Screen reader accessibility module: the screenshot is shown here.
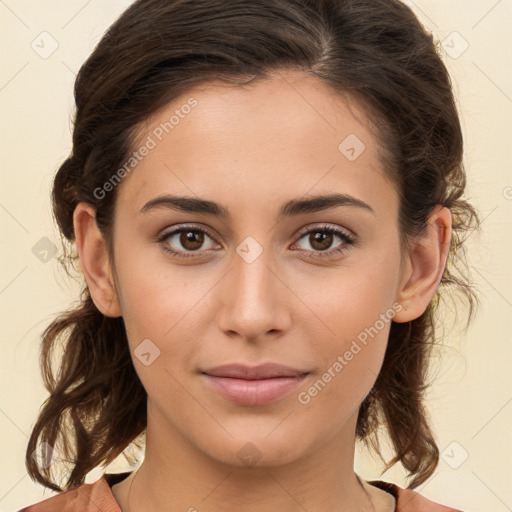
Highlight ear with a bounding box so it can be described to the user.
[73,202,122,318]
[393,206,452,323]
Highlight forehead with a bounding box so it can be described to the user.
[116,69,396,219]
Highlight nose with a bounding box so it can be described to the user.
[217,242,291,343]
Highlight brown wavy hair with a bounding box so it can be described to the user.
[25,0,479,492]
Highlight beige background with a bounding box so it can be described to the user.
[1,1,511,510]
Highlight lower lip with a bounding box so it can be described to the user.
[202,374,308,406]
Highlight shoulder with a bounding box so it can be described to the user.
[368,480,466,512]
[17,475,121,512]
[19,475,466,512]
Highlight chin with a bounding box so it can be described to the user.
[194,428,307,469]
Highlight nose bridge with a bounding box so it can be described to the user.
[218,235,287,339]
[233,235,277,310]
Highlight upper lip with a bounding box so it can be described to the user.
[201,363,309,380]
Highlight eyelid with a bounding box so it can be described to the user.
[156,222,356,259]
[156,223,220,249]
[290,224,356,256]
[157,222,354,242]
[294,223,354,240]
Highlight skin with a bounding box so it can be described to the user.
[73,69,451,512]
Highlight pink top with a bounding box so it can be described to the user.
[18,472,465,511]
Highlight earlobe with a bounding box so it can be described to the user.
[73,202,122,318]
[393,206,452,323]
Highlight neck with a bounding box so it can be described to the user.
[120,407,378,512]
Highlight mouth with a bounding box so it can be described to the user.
[201,363,310,406]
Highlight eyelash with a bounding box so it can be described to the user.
[156,224,355,260]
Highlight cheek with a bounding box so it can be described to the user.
[323,274,397,354]
[114,244,191,338]
[292,254,400,405]
[114,248,221,378]
[115,228,400,395]
[296,307,392,424]
[114,259,204,408]
[296,249,400,345]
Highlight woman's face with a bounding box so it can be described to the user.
[102,70,414,466]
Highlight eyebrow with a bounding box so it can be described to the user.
[139,192,375,218]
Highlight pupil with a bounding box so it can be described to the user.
[312,232,332,250]
[182,230,203,250]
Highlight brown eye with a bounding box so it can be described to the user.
[308,231,334,251]
[179,230,205,251]
[158,226,219,258]
[294,225,355,258]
